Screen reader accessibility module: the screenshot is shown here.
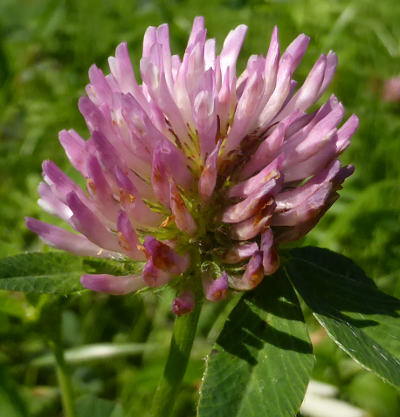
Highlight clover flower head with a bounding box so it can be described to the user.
[26,17,358,315]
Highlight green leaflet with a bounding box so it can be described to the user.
[198,273,314,417]
[287,246,400,388]
[0,252,143,295]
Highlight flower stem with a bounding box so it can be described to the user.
[150,301,202,417]
[52,341,77,417]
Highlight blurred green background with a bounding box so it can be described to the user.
[1,0,400,415]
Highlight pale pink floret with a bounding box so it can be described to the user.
[260,228,280,275]
[81,274,147,295]
[172,290,195,316]
[170,182,197,235]
[142,258,174,287]
[223,242,259,264]
[117,211,146,261]
[25,217,119,258]
[27,17,357,315]
[198,140,221,201]
[203,272,229,302]
[141,236,190,287]
[228,251,265,290]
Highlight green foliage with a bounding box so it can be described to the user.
[0,252,84,294]
[346,372,400,417]
[0,363,27,417]
[287,247,400,387]
[198,274,314,417]
[0,252,143,294]
[198,248,400,416]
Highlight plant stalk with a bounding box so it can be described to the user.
[150,301,202,417]
[52,341,77,417]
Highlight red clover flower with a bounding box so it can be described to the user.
[26,17,358,315]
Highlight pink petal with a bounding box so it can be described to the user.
[58,129,88,176]
[86,155,119,221]
[277,54,327,120]
[260,228,280,275]
[216,66,232,134]
[120,92,165,150]
[117,211,146,261]
[262,26,280,105]
[275,193,340,244]
[81,273,146,295]
[282,129,337,182]
[37,182,72,222]
[228,251,264,290]
[317,51,338,100]
[143,236,190,276]
[219,25,248,85]
[172,290,195,316]
[193,89,218,160]
[276,159,342,211]
[225,58,265,153]
[203,272,229,302]
[204,38,216,70]
[198,141,221,201]
[151,148,171,207]
[91,130,123,173]
[25,217,116,258]
[187,16,205,49]
[170,182,197,235]
[142,257,173,287]
[87,65,113,107]
[223,242,259,264]
[336,114,359,153]
[115,166,162,227]
[42,160,86,203]
[222,179,281,224]
[272,183,333,226]
[140,58,190,146]
[284,96,342,145]
[231,199,276,240]
[78,96,111,137]
[239,123,286,180]
[256,53,295,131]
[66,191,120,252]
[281,103,344,171]
[281,33,310,72]
[228,156,282,198]
[153,140,193,190]
[108,42,142,100]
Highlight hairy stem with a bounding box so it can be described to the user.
[150,301,202,417]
